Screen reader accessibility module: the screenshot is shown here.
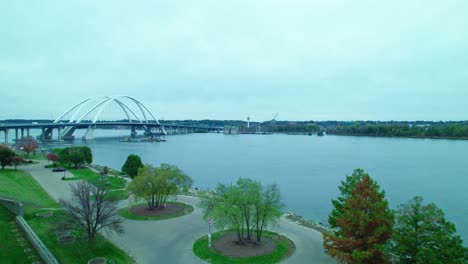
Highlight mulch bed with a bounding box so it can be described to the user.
[213,233,276,258]
[129,203,184,217]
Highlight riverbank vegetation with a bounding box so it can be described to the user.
[326,122,468,139]
[325,169,468,264]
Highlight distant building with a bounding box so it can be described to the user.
[224,126,239,134]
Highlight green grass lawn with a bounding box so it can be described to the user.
[64,167,126,191]
[27,210,133,264]
[193,230,295,264]
[0,169,57,215]
[0,169,134,263]
[0,205,42,263]
[119,201,194,221]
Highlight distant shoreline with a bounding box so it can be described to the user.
[325,133,468,141]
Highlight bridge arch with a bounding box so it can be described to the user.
[54,95,161,125]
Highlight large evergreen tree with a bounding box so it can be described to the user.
[328,169,368,229]
[324,172,394,263]
[391,196,467,264]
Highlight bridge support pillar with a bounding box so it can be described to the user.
[21,129,24,140]
[40,128,46,140]
[15,129,18,145]
[26,129,30,139]
[57,128,62,141]
[62,127,76,140]
[83,126,95,140]
[3,129,8,144]
[130,126,137,137]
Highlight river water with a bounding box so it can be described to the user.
[38,130,468,242]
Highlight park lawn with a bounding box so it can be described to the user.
[0,205,41,263]
[27,210,134,264]
[193,230,295,264]
[65,167,126,190]
[0,169,134,263]
[119,201,194,221]
[0,169,57,214]
[105,189,129,201]
[92,189,129,201]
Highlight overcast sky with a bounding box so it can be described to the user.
[1,1,467,121]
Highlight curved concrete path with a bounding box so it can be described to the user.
[23,161,335,264]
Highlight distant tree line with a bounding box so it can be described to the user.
[327,122,468,138]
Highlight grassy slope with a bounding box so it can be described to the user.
[0,169,57,214]
[0,169,134,263]
[0,205,41,263]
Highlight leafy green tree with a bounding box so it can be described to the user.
[254,183,283,243]
[324,172,394,263]
[390,196,467,264]
[199,183,244,242]
[121,154,143,178]
[59,146,93,168]
[199,178,283,244]
[0,145,16,170]
[128,164,192,209]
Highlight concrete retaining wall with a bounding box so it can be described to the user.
[0,197,23,217]
[16,216,60,264]
[1,197,59,264]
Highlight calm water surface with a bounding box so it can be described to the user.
[41,132,468,242]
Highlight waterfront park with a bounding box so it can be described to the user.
[1,96,467,264]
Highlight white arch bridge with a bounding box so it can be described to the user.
[0,96,222,142]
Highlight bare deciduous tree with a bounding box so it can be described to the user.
[60,181,123,249]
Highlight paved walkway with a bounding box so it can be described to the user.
[23,161,335,264]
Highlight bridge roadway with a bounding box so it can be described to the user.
[0,122,223,142]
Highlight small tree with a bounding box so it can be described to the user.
[391,196,467,264]
[199,178,283,244]
[12,156,25,170]
[254,183,283,243]
[46,152,59,166]
[60,181,123,250]
[128,164,193,209]
[121,154,143,178]
[17,136,39,157]
[102,166,109,175]
[324,172,394,263]
[0,145,16,170]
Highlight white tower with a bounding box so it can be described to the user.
[247,116,250,128]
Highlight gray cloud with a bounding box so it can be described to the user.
[1,0,467,121]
